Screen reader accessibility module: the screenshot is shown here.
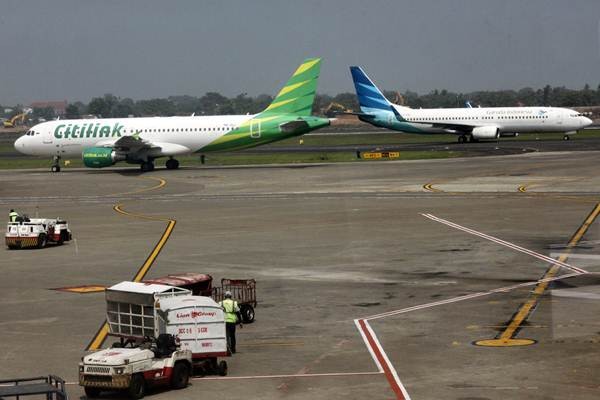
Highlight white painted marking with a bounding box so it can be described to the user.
[422,214,588,274]
[363,319,412,400]
[354,319,383,372]
[193,371,383,381]
[364,272,583,321]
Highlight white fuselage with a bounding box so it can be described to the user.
[387,105,592,136]
[15,115,253,157]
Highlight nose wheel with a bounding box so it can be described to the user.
[51,156,61,172]
[165,158,180,170]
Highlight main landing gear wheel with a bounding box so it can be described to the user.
[563,135,570,141]
[140,161,155,172]
[468,136,479,143]
[51,156,61,172]
[458,135,467,143]
[165,158,179,170]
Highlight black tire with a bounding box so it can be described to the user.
[563,135,570,141]
[171,361,190,389]
[84,386,101,398]
[57,231,65,245]
[140,162,154,173]
[241,304,255,323]
[218,360,228,376]
[458,135,466,143]
[37,234,47,249]
[51,165,61,173]
[166,159,180,170]
[127,374,146,399]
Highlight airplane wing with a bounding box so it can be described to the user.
[390,107,476,134]
[95,132,156,151]
[94,133,191,157]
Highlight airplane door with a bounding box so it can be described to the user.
[250,120,261,138]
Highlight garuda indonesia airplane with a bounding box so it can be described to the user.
[15,58,329,172]
[349,66,592,143]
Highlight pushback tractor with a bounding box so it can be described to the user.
[79,282,229,399]
[6,217,72,249]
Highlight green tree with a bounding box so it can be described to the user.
[65,104,81,119]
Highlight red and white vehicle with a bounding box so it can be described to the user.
[6,218,72,249]
[79,282,229,399]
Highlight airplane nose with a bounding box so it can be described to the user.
[14,136,27,154]
[583,117,593,127]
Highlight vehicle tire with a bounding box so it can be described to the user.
[127,373,146,399]
[218,360,228,376]
[563,135,570,141]
[165,159,179,170]
[171,361,190,389]
[241,304,255,323]
[458,135,466,143]
[84,386,101,398]
[37,233,47,249]
[51,165,61,173]
[57,231,65,245]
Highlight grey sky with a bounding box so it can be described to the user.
[1,0,599,105]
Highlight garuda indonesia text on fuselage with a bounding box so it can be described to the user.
[14,58,330,172]
[349,66,592,143]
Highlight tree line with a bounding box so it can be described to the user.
[4,83,600,121]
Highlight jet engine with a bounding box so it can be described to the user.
[82,147,125,168]
[471,126,499,139]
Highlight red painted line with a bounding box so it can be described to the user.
[357,319,409,400]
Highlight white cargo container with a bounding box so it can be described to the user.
[159,296,229,358]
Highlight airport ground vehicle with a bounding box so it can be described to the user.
[145,273,257,323]
[0,375,67,400]
[79,282,229,399]
[5,218,72,249]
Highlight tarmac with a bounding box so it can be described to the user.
[1,148,600,399]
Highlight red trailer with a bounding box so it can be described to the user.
[144,274,256,323]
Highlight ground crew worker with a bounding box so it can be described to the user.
[219,291,242,354]
[8,209,19,222]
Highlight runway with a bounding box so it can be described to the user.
[1,149,600,399]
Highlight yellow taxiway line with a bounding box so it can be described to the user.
[475,203,600,347]
[423,182,443,192]
[86,177,175,351]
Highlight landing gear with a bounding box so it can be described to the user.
[563,135,570,141]
[458,135,467,143]
[51,156,61,172]
[165,158,180,170]
[140,161,155,172]
[468,135,479,143]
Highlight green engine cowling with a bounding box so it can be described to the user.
[82,147,118,168]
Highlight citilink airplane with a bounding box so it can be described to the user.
[15,58,329,172]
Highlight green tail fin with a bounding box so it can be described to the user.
[260,58,321,116]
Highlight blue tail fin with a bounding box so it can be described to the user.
[349,66,392,113]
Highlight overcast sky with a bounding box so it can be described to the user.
[1,0,599,105]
